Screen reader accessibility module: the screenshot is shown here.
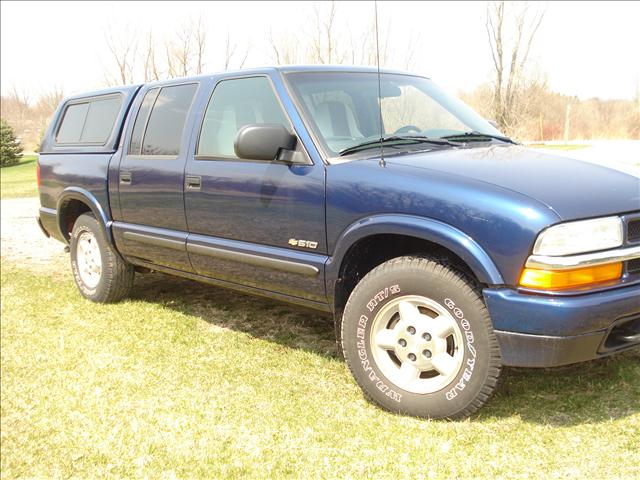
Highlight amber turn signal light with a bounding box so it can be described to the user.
[519,262,623,290]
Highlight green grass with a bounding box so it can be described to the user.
[1,262,639,479]
[526,143,590,150]
[0,155,38,199]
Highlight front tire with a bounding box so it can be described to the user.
[70,213,134,303]
[341,256,501,419]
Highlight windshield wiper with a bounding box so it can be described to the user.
[339,135,456,156]
[440,131,517,144]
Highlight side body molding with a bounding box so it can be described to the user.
[56,186,114,244]
[326,214,505,301]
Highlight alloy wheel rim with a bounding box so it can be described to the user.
[76,231,102,289]
[369,295,464,394]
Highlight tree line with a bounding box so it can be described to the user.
[469,1,639,140]
[1,1,638,152]
[0,86,64,153]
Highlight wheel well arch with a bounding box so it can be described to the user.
[332,233,495,324]
[58,198,92,241]
[56,189,113,244]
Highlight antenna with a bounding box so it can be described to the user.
[374,0,386,167]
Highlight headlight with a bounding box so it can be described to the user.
[533,216,623,256]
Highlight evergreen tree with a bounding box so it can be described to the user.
[1,119,23,167]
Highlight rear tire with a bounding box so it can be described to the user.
[70,213,134,303]
[341,256,501,419]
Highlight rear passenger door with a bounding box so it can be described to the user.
[113,82,198,271]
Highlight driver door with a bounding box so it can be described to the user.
[184,75,327,303]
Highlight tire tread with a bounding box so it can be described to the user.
[341,255,501,419]
[71,213,134,303]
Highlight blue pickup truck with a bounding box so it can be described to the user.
[38,66,640,419]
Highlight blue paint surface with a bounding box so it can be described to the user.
[37,66,640,345]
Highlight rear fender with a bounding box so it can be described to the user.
[56,187,114,245]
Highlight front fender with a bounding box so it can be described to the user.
[326,214,505,295]
[56,187,114,244]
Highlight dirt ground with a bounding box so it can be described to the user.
[0,197,67,273]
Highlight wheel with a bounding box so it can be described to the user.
[69,213,134,303]
[341,256,501,419]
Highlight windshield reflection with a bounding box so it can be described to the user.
[286,72,503,157]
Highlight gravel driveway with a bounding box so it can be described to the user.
[1,197,67,272]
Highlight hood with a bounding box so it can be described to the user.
[383,145,640,220]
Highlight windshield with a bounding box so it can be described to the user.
[286,72,504,156]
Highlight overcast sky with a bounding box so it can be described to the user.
[1,1,639,101]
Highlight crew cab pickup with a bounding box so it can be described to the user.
[38,66,640,419]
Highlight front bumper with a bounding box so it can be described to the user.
[483,284,640,367]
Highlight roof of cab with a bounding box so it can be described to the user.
[136,64,427,89]
[61,65,426,99]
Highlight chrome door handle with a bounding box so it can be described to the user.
[120,172,132,184]
[186,175,201,190]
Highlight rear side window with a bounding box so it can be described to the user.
[55,95,122,144]
[128,83,197,157]
[129,88,159,155]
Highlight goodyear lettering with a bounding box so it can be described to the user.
[443,298,478,401]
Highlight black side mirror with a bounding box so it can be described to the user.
[234,123,297,161]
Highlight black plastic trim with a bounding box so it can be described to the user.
[495,329,607,367]
[36,216,50,238]
[623,212,640,244]
[126,257,331,313]
[122,231,186,251]
[234,123,297,161]
[599,314,640,353]
[187,243,319,277]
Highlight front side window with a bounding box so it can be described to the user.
[197,77,290,158]
[286,72,502,156]
[56,95,122,144]
[128,83,197,157]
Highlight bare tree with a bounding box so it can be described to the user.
[486,1,544,133]
[269,29,284,65]
[310,1,344,64]
[402,31,419,71]
[34,87,64,113]
[105,26,138,85]
[166,17,208,76]
[0,86,65,150]
[5,86,31,130]
[105,15,246,81]
[311,3,326,63]
[223,32,236,71]
[141,32,161,82]
[167,25,194,77]
[9,85,30,111]
[268,29,300,65]
[194,18,207,74]
[222,32,249,70]
[268,3,414,71]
